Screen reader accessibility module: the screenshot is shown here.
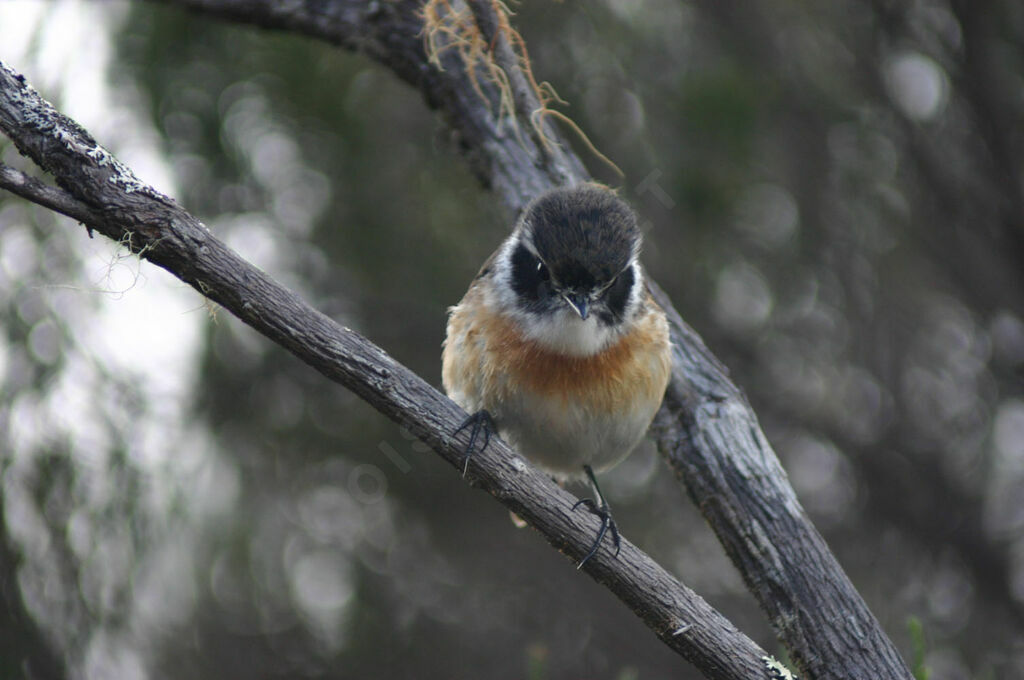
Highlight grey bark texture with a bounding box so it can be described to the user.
[0,2,915,677]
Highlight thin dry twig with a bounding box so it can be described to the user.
[422,0,622,177]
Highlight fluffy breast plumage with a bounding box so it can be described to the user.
[442,286,671,478]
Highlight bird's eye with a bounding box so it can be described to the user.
[510,243,554,305]
[598,265,636,325]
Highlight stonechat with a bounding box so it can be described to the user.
[442,183,672,565]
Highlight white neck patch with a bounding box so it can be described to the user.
[516,306,622,357]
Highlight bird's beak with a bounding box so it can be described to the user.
[563,292,590,320]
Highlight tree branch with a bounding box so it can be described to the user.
[0,60,772,680]
[0,163,103,224]
[145,2,914,678]
[157,0,587,208]
[5,1,916,676]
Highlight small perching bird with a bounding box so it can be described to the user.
[442,183,672,565]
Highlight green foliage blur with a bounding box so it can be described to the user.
[2,2,1023,679]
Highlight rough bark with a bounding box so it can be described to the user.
[0,60,770,680]
[1,1,916,677]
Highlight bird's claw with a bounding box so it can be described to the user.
[572,496,621,568]
[452,410,496,476]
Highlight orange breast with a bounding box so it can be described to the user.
[473,297,671,414]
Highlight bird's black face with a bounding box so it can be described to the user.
[509,185,640,327]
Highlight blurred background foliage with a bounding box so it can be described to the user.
[1,0,1024,678]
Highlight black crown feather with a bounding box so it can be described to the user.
[523,184,639,291]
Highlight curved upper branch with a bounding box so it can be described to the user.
[146,2,913,678]
[5,1,915,677]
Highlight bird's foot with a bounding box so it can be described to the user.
[572,465,621,568]
[452,410,496,476]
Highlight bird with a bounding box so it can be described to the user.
[441,183,672,566]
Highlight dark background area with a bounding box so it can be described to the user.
[2,1,1023,678]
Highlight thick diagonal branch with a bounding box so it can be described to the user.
[148,2,914,678]
[0,61,772,680]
